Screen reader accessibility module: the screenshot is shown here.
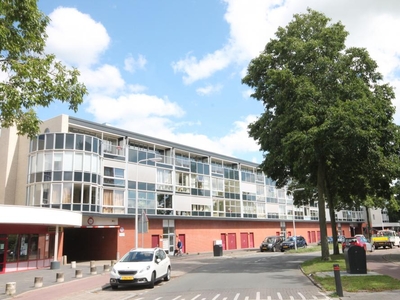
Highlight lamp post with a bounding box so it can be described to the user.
[288,188,305,250]
[135,157,162,248]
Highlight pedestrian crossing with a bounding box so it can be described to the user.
[130,291,335,300]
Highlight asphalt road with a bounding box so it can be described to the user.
[81,250,332,300]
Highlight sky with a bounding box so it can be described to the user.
[35,0,400,163]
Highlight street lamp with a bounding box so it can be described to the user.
[135,157,162,248]
[287,188,305,250]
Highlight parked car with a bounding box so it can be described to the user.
[337,235,346,243]
[280,236,307,251]
[260,236,283,252]
[342,236,374,253]
[317,236,333,245]
[110,247,171,289]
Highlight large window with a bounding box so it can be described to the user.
[157,194,173,215]
[103,189,124,213]
[212,177,224,197]
[175,171,190,193]
[157,169,173,191]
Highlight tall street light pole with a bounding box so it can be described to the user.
[135,157,162,248]
[288,188,305,250]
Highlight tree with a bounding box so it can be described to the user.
[242,9,400,260]
[0,0,87,138]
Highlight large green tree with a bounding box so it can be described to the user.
[0,0,87,138]
[242,9,400,260]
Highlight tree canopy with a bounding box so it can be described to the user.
[242,9,400,260]
[0,0,87,138]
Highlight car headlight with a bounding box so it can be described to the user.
[138,265,151,274]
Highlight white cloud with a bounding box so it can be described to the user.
[196,84,223,96]
[80,65,125,95]
[172,48,233,85]
[46,7,110,67]
[124,54,147,73]
[127,84,147,93]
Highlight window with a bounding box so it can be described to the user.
[104,167,125,187]
[175,171,190,193]
[103,189,124,213]
[212,177,224,197]
[157,169,172,191]
[157,194,173,215]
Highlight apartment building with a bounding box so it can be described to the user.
[0,114,375,273]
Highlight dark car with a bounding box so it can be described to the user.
[317,236,333,245]
[280,236,307,251]
[337,235,346,243]
[260,236,283,252]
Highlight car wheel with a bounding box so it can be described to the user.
[111,284,118,290]
[164,266,171,281]
[371,245,375,252]
[272,246,276,252]
[149,271,156,288]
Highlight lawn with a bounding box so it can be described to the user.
[301,253,400,293]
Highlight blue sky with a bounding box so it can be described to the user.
[36,0,400,163]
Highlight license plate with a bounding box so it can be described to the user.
[283,246,288,248]
[121,276,134,280]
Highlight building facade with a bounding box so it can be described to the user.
[0,114,394,273]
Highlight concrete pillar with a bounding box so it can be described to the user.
[62,255,68,265]
[90,260,96,268]
[5,282,16,296]
[34,277,43,288]
[75,269,83,278]
[56,272,64,283]
[71,261,76,268]
[111,260,117,266]
[103,264,110,272]
[90,266,97,275]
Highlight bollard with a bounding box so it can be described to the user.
[34,277,43,288]
[111,260,117,266]
[333,264,343,297]
[71,261,76,269]
[63,255,68,265]
[90,266,97,275]
[75,269,83,278]
[56,272,64,283]
[5,282,16,296]
[104,264,110,272]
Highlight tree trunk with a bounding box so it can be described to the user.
[318,160,330,260]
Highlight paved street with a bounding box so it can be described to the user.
[1,249,400,300]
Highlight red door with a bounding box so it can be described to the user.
[151,235,160,248]
[178,234,185,254]
[249,233,254,248]
[221,233,227,250]
[240,233,248,249]
[228,233,236,250]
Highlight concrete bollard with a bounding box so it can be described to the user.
[56,272,64,283]
[5,282,16,296]
[71,261,76,269]
[90,260,96,268]
[75,269,83,278]
[103,264,110,272]
[90,266,97,275]
[111,260,117,266]
[62,255,68,265]
[34,277,43,288]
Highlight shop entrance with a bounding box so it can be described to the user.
[0,239,6,274]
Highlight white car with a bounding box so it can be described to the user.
[110,247,171,289]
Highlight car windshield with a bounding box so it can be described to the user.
[265,237,275,243]
[120,251,154,262]
[285,237,295,242]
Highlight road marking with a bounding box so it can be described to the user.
[256,291,260,300]
[318,291,332,299]
[172,296,182,300]
[277,292,283,300]
[267,296,272,300]
[298,292,306,300]
[191,295,201,300]
[211,294,220,300]
[233,293,240,300]
[289,296,295,300]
